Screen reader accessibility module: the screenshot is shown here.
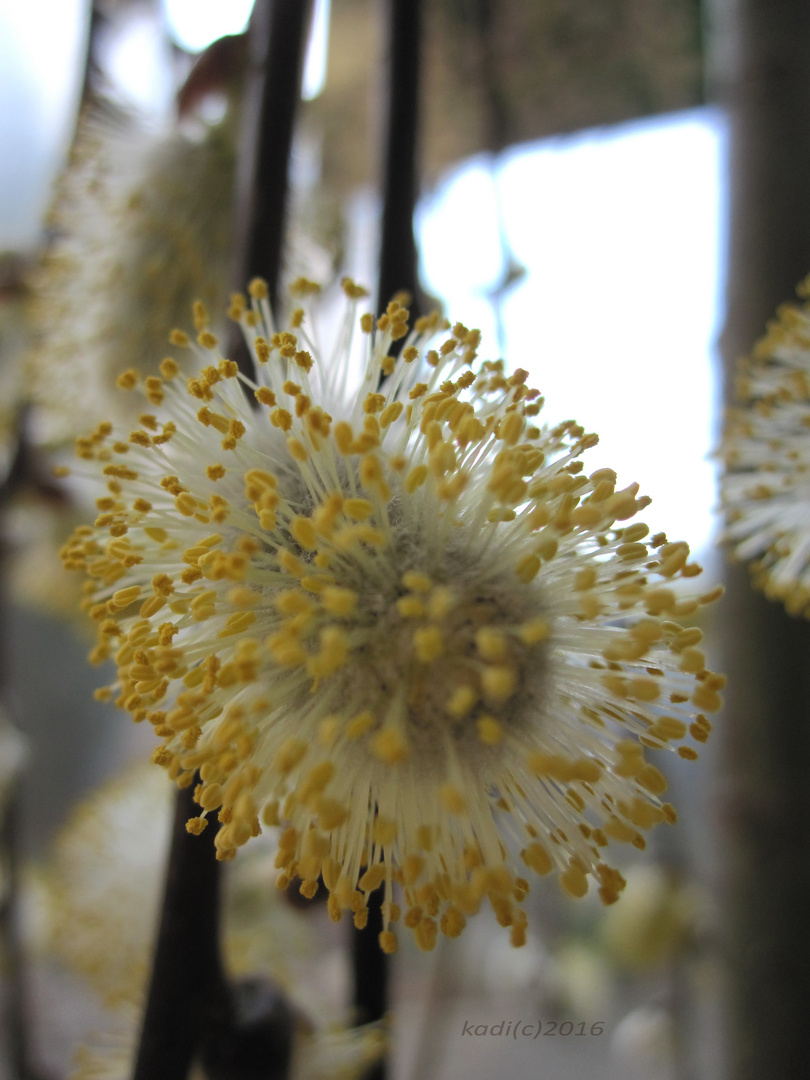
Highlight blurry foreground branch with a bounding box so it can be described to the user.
[709,1,810,1076]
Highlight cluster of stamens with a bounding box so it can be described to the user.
[61,277,724,950]
[722,273,810,613]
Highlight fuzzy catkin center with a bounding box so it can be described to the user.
[305,539,550,767]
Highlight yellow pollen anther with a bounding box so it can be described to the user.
[401,571,432,592]
[373,817,397,845]
[379,930,398,954]
[109,585,141,610]
[321,587,358,616]
[426,587,455,620]
[445,685,477,718]
[413,626,445,662]
[343,498,374,520]
[248,278,269,300]
[346,711,375,739]
[370,727,410,764]
[274,734,308,777]
[307,627,349,680]
[635,764,668,795]
[477,716,503,745]
[405,465,428,493]
[559,864,589,899]
[475,628,507,661]
[297,761,335,805]
[316,796,348,829]
[521,842,554,875]
[439,784,466,815]
[359,864,387,892]
[481,665,517,704]
[397,596,426,619]
[291,516,318,550]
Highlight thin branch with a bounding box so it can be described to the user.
[351,887,387,1080]
[708,1,810,1076]
[200,976,297,1080]
[0,394,60,1080]
[0,781,48,1080]
[376,0,424,317]
[133,7,315,1077]
[353,4,426,1066]
[132,783,228,1080]
[229,0,313,355]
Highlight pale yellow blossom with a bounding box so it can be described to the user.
[62,279,723,951]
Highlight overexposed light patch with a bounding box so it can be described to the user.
[0,0,85,248]
[420,161,505,342]
[161,0,254,53]
[101,9,174,115]
[419,109,727,554]
[303,0,331,101]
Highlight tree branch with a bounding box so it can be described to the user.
[376,0,424,316]
[132,783,228,1080]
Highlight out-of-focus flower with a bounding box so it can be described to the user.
[0,708,27,798]
[26,101,342,451]
[482,931,612,1016]
[32,761,384,1080]
[0,710,27,906]
[600,864,700,971]
[60,279,724,952]
[550,940,613,1017]
[0,254,30,481]
[27,104,237,448]
[721,274,810,614]
[68,1004,192,1080]
[610,1005,675,1080]
[289,1023,387,1080]
[67,1000,385,1080]
[39,761,310,1008]
[4,495,88,618]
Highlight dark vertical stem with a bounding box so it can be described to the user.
[468,0,511,154]
[376,0,423,316]
[350,888,387,1080]
[229,0,313,325]
[133,783,228,1080]
[134,7,313,1077]
[0,402,54,1080]
[707,1,810,1077]
[1,775,48,1080]
[1,784,35,1080]
[353,2,425,1064]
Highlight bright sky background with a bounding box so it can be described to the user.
[160,0,255,52]
[0,0,85,249]
[419,110,727,554]
[160,0,329,98]
[0,0,726,558]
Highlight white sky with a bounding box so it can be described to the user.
[419,111,727,554]
[160,0,328,98]
[0,0,85,248]
[160,0,254,52]
[0,0,725,557]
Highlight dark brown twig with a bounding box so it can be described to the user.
[351,887,388,1072]
[709,1,810,1077]
[228,0,314,384]
[376,0,424,318]
[352,4,426,1073]
[132,783,228,1080]
[0,779,48,1080]
[133,6,314,1077]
